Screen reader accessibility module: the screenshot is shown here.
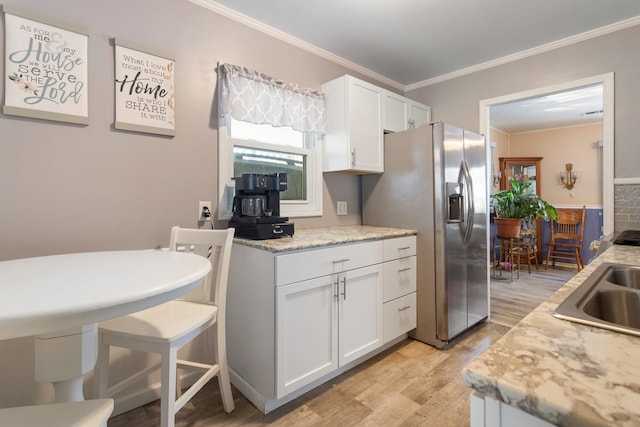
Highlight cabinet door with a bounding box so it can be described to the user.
[276,275,338,398]
[409,101,431,129]
[383,91,409,133]
[348,79,383,172]
[338,264,383,366]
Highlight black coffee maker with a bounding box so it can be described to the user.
[229,173,295,240]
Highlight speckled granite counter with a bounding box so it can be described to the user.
[233,225,417,253]
[462,244,640,426]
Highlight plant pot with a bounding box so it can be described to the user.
[495,217,524,238]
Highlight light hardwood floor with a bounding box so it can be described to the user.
[490,263,576,328]
[109,265,576,427]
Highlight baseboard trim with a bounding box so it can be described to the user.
[230,334,408,414]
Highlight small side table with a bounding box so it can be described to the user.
[512,238,538,273]
[494,236,521,282]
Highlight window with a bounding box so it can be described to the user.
[218,117,323,219]
[216,63,326,219]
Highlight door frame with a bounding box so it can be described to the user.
[479,72,614,235]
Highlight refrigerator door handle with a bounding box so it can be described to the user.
[460,160,475,245]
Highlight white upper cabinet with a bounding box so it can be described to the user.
[320,75,432,173]
[321,75,384,173]
[383,90,432,133]
[408,100,432,129]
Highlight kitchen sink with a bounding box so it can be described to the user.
[604,267,640,289]
[554,263,640,337]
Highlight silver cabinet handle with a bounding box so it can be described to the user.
[398,305,411,312]
[340,277,347,300]
[398,246,411,251]
[332,258,351,264]
[398,267,411,273]
[351,149,356,168]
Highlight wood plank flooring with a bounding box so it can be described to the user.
[109,265,576,427]
[490,264,576,328]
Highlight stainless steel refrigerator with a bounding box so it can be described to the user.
[362,122,488,348]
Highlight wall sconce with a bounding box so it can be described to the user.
[492,170,502,188]
[560,163,577,190]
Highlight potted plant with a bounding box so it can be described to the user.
[492,179,558,237]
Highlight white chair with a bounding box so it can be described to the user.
[93,227,235,427]
[0,399,113,427]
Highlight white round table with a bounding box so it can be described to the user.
[0,250,211,402]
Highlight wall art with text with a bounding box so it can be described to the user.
[3,5,89,125]
[114,39,175,136]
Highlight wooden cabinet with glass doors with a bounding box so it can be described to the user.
[499,157,543,262]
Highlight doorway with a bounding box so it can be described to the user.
[481,74,614,325]
[480,73,614,236]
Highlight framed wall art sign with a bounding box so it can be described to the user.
[2,5,89,125]
[114,39,175,136]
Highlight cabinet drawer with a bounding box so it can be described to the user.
[276,241,382,286]
[383,292,417,344]
[383,256,417,302]
[382,236,416,261]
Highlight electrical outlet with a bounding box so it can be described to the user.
[199,201,212,221]
[337,201,347,216]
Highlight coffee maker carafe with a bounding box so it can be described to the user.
[229,173,294,239]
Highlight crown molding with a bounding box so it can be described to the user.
[190,0,640,94]
[189,0,404,91]
[405,15,640,92]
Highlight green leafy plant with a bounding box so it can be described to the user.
[492,179,558,224]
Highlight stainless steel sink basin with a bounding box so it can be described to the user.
[604,267,640,289]
[582,290,640,328]
[554,263,640,337]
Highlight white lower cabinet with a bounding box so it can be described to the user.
[337,264,384,365]
[276,263,383,398]
[470,392,555,427]
[383,292,417,344]
[227,235,416,413]
[382,236,417,343]
[276,274,338,398]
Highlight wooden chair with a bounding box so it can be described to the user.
[93,227,235,427]
[0,399,113,427]
[546,206,586,271]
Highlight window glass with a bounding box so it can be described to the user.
[218,116,322,219]
[230,118,304,148]
[233,146,307,201]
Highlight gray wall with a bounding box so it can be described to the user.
[406,24,640,180]
[0,0,380,262]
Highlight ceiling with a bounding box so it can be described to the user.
[197,0,640,131]
[490,84,604,133]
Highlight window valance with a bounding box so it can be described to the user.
[218,63,327,134]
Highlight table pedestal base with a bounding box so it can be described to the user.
[35,324,98,402]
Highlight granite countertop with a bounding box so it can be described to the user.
[233,225,417,253]
[462,244,640,426]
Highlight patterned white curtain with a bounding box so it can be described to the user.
[219,63,327,134]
